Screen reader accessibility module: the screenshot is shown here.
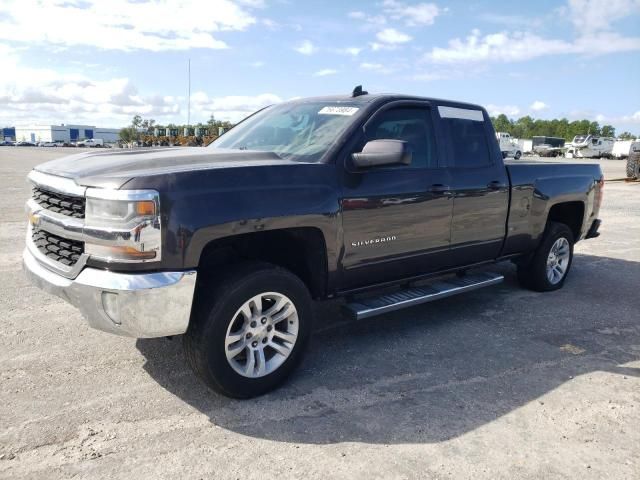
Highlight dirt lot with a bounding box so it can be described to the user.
[1,148,639,479]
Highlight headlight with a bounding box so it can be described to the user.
[84,189,161,262]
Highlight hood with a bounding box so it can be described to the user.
[34,147,298,189]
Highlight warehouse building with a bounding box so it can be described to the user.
[14,124,120,144]
[2,127,15,141]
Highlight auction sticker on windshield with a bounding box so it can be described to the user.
[318,106,359,116]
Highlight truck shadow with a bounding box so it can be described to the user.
[136,254,640,444]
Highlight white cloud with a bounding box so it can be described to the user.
[479,13,539,28]
[0,45,279,125]
[593,111,640,124]
[360,62,384,70]
[486,104,521,117]
[294,40,317,55]
[261,18,279,30]
[530,101,549,111]
[249,61,265,68]
[313,69,338,77]
[425,29,640,63]
[376,28,412,45]
[190,92,283,122]
[348,11,387,25]
[0,0,260,52]
[381,0,441,26]
[335,47,363,56]
[568,0,640,31]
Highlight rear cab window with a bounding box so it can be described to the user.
[438,105,492,168]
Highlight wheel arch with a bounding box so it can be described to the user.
[196,227,329,299]
[546,201,585,241]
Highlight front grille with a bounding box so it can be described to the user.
[32,228,84,267]
[32,186,85,218]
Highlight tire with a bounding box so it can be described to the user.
[514,150,522,160]
[183,262,312,398]
[627,151,640,179]
[517,221,574,292]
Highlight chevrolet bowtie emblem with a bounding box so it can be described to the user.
[29,211,40,227]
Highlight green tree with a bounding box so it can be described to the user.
[618,131,637,140]
[131,115,143,129]
[491,114,512,134]
[491,115,619,141]
[206,114,216,130]
[141,118,156,133]
[119,127,137,144]
[601,125,615,137]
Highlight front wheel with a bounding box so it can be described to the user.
[514,150,522,160]
[183,262,312,398]
[517,222,574,292]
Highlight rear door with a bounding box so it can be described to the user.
[339,102,453,290]
[438,105,509,265]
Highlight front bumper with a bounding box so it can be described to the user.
[23,247,197,338]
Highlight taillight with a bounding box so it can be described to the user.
[595,177,604,212]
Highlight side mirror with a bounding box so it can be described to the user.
[351,139,412,168]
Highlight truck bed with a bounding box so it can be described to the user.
[502,159,603,256]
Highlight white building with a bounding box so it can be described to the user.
[14,124,120,144]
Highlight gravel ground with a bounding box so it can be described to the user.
[1,147,638,480]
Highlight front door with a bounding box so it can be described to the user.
[339,103,454,290]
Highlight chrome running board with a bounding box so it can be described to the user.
[343,272,504,320]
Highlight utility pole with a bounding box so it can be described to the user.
[187,58,191,129]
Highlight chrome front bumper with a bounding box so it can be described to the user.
[23,247,197,338]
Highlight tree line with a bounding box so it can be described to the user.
[490,114,637,141]
[119,115,234,143]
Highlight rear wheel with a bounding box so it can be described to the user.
[627,151,640,179]
[184,262,312,398]
[517,222,574,292]
[514,150,522,160]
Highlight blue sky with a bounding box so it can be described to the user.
[1,0,639,133]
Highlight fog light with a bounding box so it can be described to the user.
[101,292,121,325]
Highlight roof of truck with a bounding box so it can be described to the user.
[287,93,486,111]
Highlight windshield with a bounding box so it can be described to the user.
[573,135,588,143]
[209,102,362,162]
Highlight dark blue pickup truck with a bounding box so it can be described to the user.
[24,88,603,397]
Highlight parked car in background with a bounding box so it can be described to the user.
[76,138,104,148]
[37,141,59,147]
[0,140,14,146]
[16,141,36,147]
[495,131,522,159]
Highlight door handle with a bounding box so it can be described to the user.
[487,180,505,190]
[429,184,452,195]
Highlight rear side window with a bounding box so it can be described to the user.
[365,107,437,169]
[438,106,492,168]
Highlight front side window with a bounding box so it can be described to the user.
[210,102,362,163]
[364,107,436,168]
